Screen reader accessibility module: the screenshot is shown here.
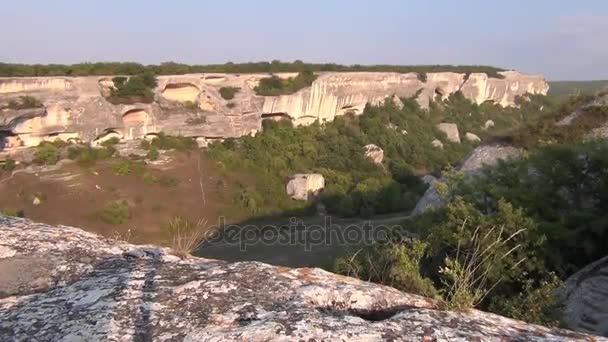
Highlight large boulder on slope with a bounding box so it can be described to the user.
[364,144,384,164]
[436,123,461,143]
[0,216,602,341]
[286,173,325,201]
[557,255,608,337]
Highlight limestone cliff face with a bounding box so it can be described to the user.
[262,71,548,124]
[460,71,550,106]
[0,70,548,152]
[0,216,602,341]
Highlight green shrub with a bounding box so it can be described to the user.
[34,142,60,165]
[107,73,157,104]
[334,240,439,298]
[183,100,198,110]
[99,200,130,225]
[1,158,16,171]
[68,146,116,167]
[142,172,158,184]
[489,273,562,327]
[113,160,146,176]
[226,102,236,109]
[254,70,317,96]
[1,207,24,217]
[146,147,159,160]
[219,86,240,100]
[147,132,196,151]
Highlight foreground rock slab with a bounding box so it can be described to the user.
[0,216,602,341]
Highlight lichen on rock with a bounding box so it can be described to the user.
[0,216,602,341]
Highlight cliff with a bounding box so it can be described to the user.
[0,71,548,151]
[0,216,601,341]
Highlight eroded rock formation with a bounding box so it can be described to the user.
[286,173,325,201]
[0,71,548,153]
[557,255,608,337]
[0,216,602,341]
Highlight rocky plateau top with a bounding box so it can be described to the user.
[0,216,603,341]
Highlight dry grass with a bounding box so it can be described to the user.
[439,220,527,311]
[164,216,209,258]
[110,228,134,243]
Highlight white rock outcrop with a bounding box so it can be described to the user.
[431,139,444,148]
[557,255,608,337]
[465,132,482,142]
[286,173,325,201]
[0,216,602,341]
[364,144,384,164]
[437,123,461,143]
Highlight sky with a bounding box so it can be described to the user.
[1,0,607,80]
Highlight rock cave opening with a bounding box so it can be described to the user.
[161,83,200,103]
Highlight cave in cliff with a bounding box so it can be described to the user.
[161,83,200,103]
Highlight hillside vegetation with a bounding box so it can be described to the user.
[208,92,554,217]
[0,61,505,78]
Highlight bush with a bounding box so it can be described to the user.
[1,207,24,217]
[34,142,60,165]
[99,200,130,225]
[144,132,196,152]
[254,70,317,96]
[113,160,146,176]
[146,147,159,160]
[107,73,157,104]
[1,158,16,171]
[219,86,240,100]
[183,101,198,110]
[334,240,439,298]
[68,146,116,167]
[489,273,562,327]
[142,172,158,184]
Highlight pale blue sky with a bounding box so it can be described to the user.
[1,0,607,80]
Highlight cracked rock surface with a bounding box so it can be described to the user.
[0,216,603,341]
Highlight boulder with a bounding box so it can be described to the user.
[286,173,325,201]
[431,139,444,148]
[459,144,522,173]
[364,144,384,164]
[484,119,495,129]
[412,179,443,216]
[437,123,460,143]
[0,217,601,341]
[556,255,608,337]
[465,132,482,142]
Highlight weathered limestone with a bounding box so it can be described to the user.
[286,173,325,201]
[0,70,548,154]
[364,144,384,164]
[460,70,550,107]
[431,139,444,148]
[413,144,523,216]
[459,144,522,173]
[437,123,461,143]
[557,255,608,337]
[0,216,602,341]
[465,132,482,142]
